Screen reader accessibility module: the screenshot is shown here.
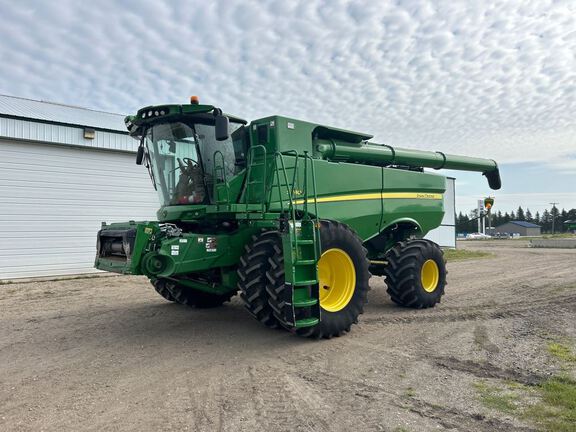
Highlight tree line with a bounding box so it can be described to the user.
[456,205,576,234]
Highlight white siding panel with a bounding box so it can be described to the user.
[0,139,158,279]
[0,117,136,152]
[424,225,456,248]
[425,178,456,248]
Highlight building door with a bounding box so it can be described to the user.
[0,139,157,279]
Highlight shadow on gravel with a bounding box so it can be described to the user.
[32,299,320,355]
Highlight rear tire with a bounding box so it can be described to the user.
[237,231,282,329]
[383,239,446,308]
[151,279,236,308]
[267,220,371,339]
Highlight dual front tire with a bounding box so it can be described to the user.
[383,239,446,309]
[239,221,371,339]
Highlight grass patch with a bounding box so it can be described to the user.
[505,380,529,390]
[404,387,416,398]
[525,375,576,432]
[518,234,576,240]
[473,339,576,431]
[549,342,576,363]
[444,249,494,262]
[550,285,576,295]
[474,381,519,414]
[542,234,576,239]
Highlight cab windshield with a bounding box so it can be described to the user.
[143,120,244,206]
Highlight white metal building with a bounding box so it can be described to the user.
[0,95,157,279]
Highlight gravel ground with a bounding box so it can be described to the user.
[1,239,575,431]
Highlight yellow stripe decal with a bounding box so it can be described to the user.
[382,192,443,200]
[294,192,442,204]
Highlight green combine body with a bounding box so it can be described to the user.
[95,100,501,338]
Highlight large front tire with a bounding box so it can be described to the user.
[237,232,282,329]
[267,220,371,339]
[383,239,446,308]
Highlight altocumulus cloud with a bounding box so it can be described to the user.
[0,0,575,172]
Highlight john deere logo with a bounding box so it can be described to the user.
[416,193,436,199]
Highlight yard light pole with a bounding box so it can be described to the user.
[484,197,494,235]
[550,202,559,234]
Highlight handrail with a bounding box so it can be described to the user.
[272,151,321,261]
[275,151,300,253]
[304,151,321,257]
[212,150,230,205]
[278,150,299,223]
[245,145,267,216]
[274,153,290,214]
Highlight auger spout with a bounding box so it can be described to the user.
[315,141,501,190]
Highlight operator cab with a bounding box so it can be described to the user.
[133,102,248,207]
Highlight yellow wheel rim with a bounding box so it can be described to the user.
[317,248,356,312]
[421,259,439,293]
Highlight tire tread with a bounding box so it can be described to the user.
[383,239,446,309]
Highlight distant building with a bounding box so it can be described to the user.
[565,220,576,233]
[494,221,541,237]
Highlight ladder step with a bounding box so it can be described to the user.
[294,259,316,265]
[295,318,319,328]
[296,239,314,245]
[293,297,318,307]
[293,279,318,286]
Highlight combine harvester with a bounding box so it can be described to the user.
[95,98,501,338]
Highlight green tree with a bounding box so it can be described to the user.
[456,211,469,233]
[560,209,568,232]
[525,208,533,222]
[517,206,525,221]
[494,210,503,226]
[542,209,551,233]
[550,206,560,233]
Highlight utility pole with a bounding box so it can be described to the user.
[549,202,559,234]
[477,200,484,233]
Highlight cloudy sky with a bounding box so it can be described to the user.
[1,0,575,213]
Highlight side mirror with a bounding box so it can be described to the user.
[215,114,229,141]
[136,145,144,165]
